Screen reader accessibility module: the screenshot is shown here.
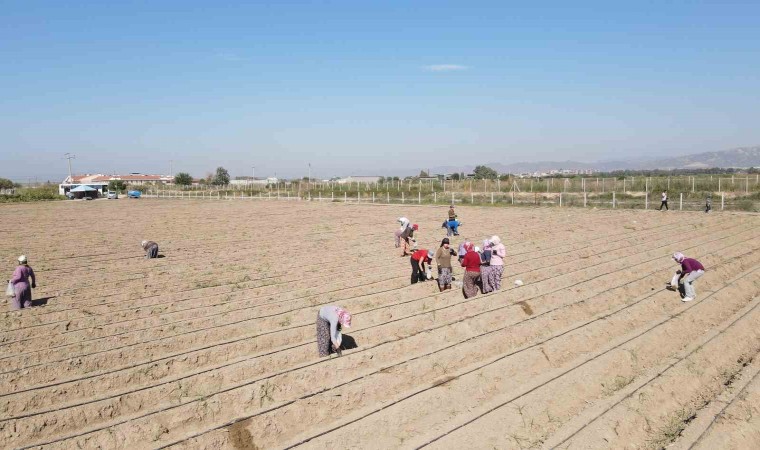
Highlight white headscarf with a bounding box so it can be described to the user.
[672,252,685,263]
[490,235,501,246]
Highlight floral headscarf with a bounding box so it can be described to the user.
[335,306,352,328]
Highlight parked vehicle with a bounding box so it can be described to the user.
[65,192,75,199]
[107,191,119,199]
[127,190,142,199]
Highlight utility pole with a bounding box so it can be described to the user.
[64,153,75,183]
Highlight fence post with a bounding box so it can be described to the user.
[402,192,405,204]
[387,192,389,203]
[344,192,347,202]
[584,192,587,207]
[358,192,360,203]
[451,192,454,205]
[645,192,648,209]
[680,193,683,210]
[612,192,616,208]
[559,192,562,207]
[511,191,514,205]
[418,191,421,204]
[491,192,494,204]
[721,192,724,210]
[692,177,695,193]
[719,178,721,192]
[434,191,437,203]
[471,192,474,204]
[372,192,375,203]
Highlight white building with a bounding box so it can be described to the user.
[335,176,382,184]
[59,173,173,195]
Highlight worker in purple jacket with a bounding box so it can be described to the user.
[672,252,705,302]
[9,255,36,310]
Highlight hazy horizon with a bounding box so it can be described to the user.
[2,1,760,182]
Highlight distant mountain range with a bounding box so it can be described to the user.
[423,146,760,175]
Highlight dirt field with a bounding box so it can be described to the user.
[1,199,758,449]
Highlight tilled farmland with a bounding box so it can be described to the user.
[1,199,759,449]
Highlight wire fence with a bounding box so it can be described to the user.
[141,188,759,213]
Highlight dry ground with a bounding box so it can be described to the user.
[0,199,758,450]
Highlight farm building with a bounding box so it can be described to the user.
[59,173,174,195]
[335,176,382,184]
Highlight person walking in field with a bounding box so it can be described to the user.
[460,242,481,298]
[8,255,36,310]
[671,252,705,302]
[705,194,712,213]
[141,240,159,259]
[410,248,434,284]
[448,205,457,221]
[482,236,506,292]
[434,238,457,291]
[395,217,410,248]
[316,305,352,357]
[659,191,669,211]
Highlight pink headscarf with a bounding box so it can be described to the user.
[463,242,474,252]
[672,252,685,263]
[336,306,352,328]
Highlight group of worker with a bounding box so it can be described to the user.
[3,209,708,369]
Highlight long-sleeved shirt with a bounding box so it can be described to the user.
[11,265,35,287]
[319,305,343,347]
[411,249,430,263]
[490,243,506,266]
[398,217,410,231]
[434,246,453,268]
[461,251,481,272]
[400,226,414,240]
[448,208,456,220]
[681,258,705,274]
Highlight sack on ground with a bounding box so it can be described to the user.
[425,267,433,280]
[5,281,14,297]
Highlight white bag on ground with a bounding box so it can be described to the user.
[425,267,433,280]
[670,272,680,288]
[5,281,14,297]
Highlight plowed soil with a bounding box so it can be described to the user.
[1,199,758,449]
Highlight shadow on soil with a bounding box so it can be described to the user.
[339,334,359,351]
[31,296,54,307]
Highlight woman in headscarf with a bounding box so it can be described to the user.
[410,248,434,284]
[400,224,418,256]
[141,240,159,259]
[9,255,36,310]
[395,217,410,248]
[482,235,506,292]
[460,242,481,298]
[671,252,705,302]
[316,305,352,357]
[434,238,457,291]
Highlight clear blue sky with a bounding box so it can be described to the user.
[1,0,759,181]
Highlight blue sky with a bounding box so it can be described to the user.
[1,0,759,181]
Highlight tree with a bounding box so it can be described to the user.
[450,173,461,181]
[0,177,14,189]
[107,180,127,192]
[473,165,498,180]
[419,170,429,178]
[174,172,193,186]
[212,167,230,186]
